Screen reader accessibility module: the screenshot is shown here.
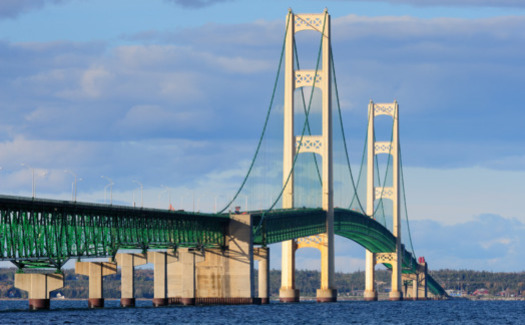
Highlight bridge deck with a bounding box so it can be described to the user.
[0,196,446,296]
[0,195,228,269]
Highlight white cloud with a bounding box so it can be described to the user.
[411,214,525,271]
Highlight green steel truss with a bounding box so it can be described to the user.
[0,195,228,269]
[0,195,445,296]
[252,207,447,297]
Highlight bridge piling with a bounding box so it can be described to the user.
[279,240,299,302]
[166,247,205,305]
[14,273,64,310]
[75,261,117,308]
[115,253,147,307]
[364,251,378,301]
[195,213,257,304]
[254,247,270,304]
[402,274,418,300]
[147,251,178,307]
[417,260,428,300]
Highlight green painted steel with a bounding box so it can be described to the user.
[0,195,446,296]
[253,207,446,297]
[0,195,228,269]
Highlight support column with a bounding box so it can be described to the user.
[14,273,64,310]
[166,247,204,305]
[254,247,270,304]
[389,100,402,301]
[364,100,378,301]
[364,250,378,301]
[412,276,419,301]
[280,9,299,304]
[279,240,299,302]
[417,260,428,300]
[400,274,419,301]
[180,248,205,305]
[148,251,177,307]
[76,261,117,308]
[317,10,336,304]
[115,253,147,307]
[224,213,256,302]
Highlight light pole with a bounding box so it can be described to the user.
[65,170,82,202]
[101,176,114,204]
[133,180,143,208]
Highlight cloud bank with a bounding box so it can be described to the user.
[367,0,525,8]
[0,0,67,19]
[164,0,232,9]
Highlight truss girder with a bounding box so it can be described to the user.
[0,195,227,268]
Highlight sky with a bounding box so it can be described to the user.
[0,0,524,273]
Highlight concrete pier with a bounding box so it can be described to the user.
[75,261,117,308]
[166,247,205,305]
[115,253,147,307]
[254,247,270,304]
[417,260,428,300]
[148,251,178,307]
[364,251,378,301]
[14,273,64,310]
[165,213,259,305]
[196,213,258,304]
[279,240,299,302]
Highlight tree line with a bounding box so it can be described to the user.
[0,268,522,299]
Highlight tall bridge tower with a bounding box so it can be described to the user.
[365,100,403,301]
[279,9,337,303]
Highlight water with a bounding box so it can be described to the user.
[0,300,523,324]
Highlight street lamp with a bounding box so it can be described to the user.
[101,176,114,204]
[133,180,143,208]
[65,170,82,202]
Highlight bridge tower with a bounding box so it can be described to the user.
[279,9,337,303]
[365,100,403,301]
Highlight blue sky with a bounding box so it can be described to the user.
[0,0,524,273]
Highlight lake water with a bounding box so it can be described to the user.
[0,299,523,324]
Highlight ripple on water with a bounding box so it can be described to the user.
[0,300,523,324]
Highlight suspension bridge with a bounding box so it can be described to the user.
[0,9,447,309]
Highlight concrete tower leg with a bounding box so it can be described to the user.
[364,250,378,301]
[364,101,378,302]
[280,9,299,305]
[279,240,299,302]
[316,234,337,303]
[14,273,64,310]
[115,253,147,307]
[254,247,270,304]
[389,101,403,302]
[75,261,117,308]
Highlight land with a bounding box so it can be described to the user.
[0,268,522,299]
